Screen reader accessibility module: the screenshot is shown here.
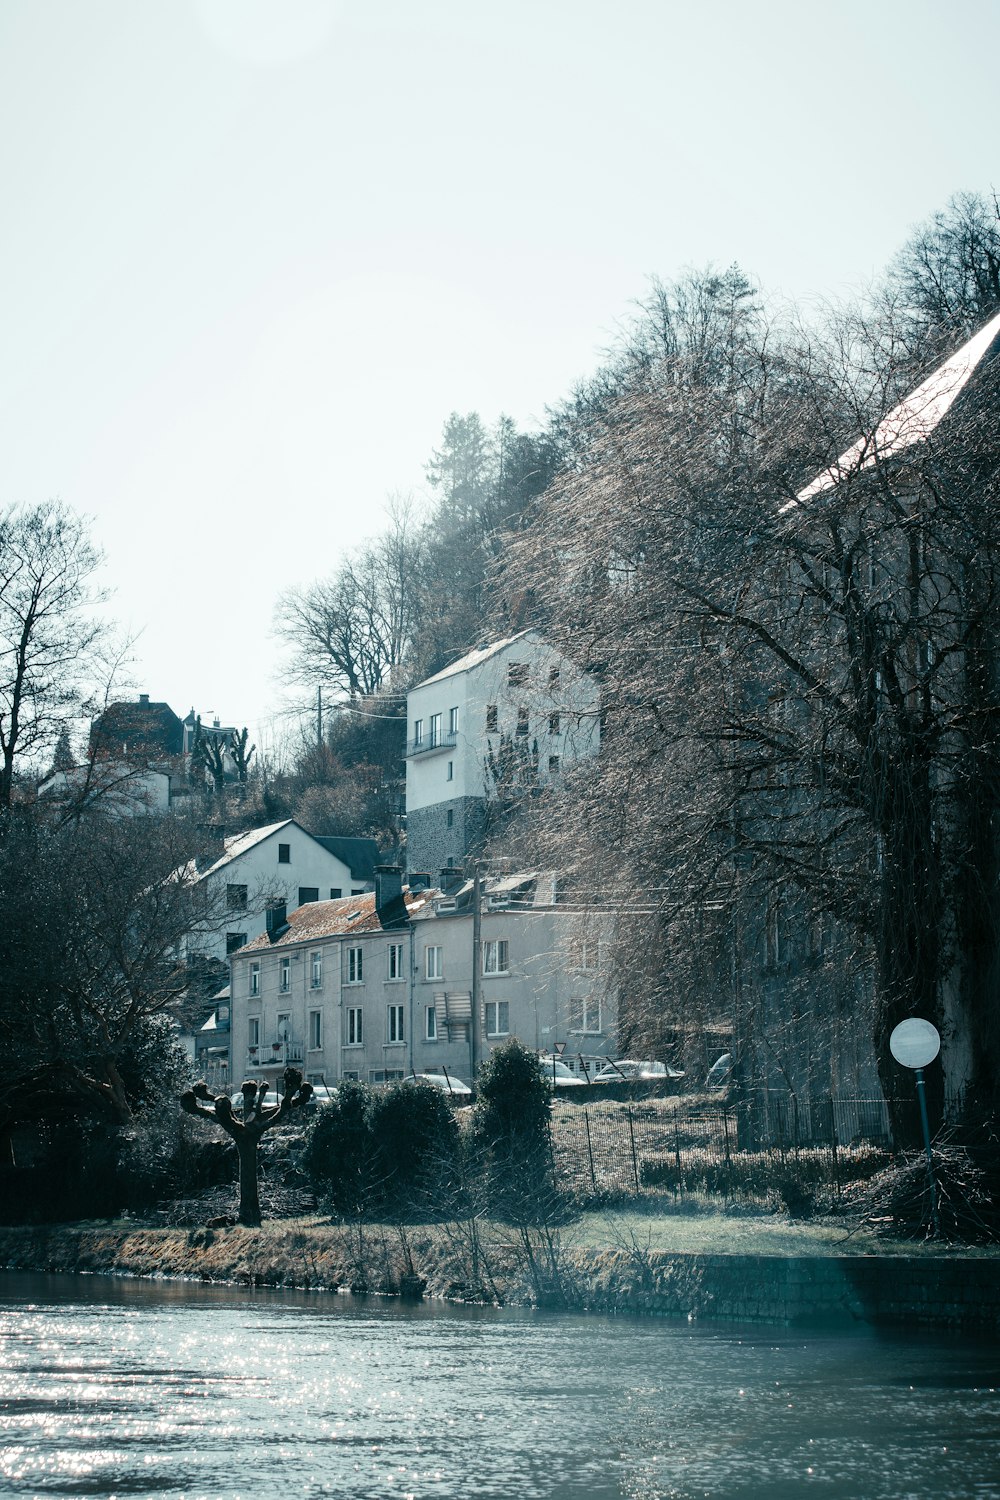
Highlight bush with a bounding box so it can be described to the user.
[368,1081,461,1215]
[302,1081,373,1215]
[474,1039,551,1156]
[303,1079,461,1219]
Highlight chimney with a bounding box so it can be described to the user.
[407,871,431,892]
[439,866,464,895]
[374,864,403,920]
[266,902,287,940]
[139,693,150,705]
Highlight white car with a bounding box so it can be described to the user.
[404,1072,473,1099]
[592,1059,685,1082]
[537,1056,587,1088]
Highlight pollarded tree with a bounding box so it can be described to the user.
[180,1071,314,1226]
[0,502,105,807]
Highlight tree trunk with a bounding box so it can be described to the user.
[235,1136,262,1227]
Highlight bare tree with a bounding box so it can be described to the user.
[495,268,1000,1140]
[0,503,105,807]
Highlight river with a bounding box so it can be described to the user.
[1,1271,998,1499]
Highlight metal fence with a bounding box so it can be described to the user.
[551,1094,901,1202]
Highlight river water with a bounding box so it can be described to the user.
[1,1272,998,1500]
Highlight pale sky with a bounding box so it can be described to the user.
[1,0,997,748]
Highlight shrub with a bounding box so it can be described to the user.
[302,1081,373,1215]
[368,1080,461,1216]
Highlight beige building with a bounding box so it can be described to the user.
[227,867,613,1088]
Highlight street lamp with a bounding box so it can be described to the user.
[889,1018,941,1237]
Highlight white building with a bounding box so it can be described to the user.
[405,630,601,877]
[185,818,376,964]
[227,868,613,1088]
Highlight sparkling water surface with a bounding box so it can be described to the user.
[1,1271,998,1499]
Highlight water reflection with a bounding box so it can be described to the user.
[1,1272,998,1499]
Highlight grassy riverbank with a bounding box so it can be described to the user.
[3,1201,998,1332]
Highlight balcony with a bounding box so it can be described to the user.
[246,1037,305,1070]
[405,729,458,759]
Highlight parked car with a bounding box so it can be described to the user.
[404,1072,473,1100]
[537,1056,587,1089]
[592,1059,685,1082]
[704,1053,733,1089]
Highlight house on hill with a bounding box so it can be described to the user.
[404,631,601,877]
[184,818,378,965]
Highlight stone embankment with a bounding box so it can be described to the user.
[1,1222,996,1333]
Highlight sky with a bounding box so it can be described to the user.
[1,0,997,750]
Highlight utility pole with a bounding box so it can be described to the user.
[470,863,482,1080]
[317,686,323,747]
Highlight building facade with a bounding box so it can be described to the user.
[404,631,601,877]
[227,869,613,1089]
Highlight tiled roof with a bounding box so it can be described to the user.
[237,887,441,952]
[412,631,535,689]
[787,309,1000,509]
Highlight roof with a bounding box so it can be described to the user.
[788,309,1000,510]
[89,698,184,757]
[190,819,296,880]
[412,631,536,689]
[314,835,382,882]
[237,886,441,952]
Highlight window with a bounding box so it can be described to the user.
[330,887,342,899]
[485,999,509,1036]
[279,957,290,993]
[342,1069,360,1082]
[351,887,364,895]
[446,760,454,781]
[226,931,247,955]
[347,946,364,984]
[425,1004,437,1041]
[548,666,561,689]
[387,942,405,980]
[298,886,319,905]
[486,704,498,733]
[369,1068,405,1084]
[310,951,323,989]
[548,755,560,775]
[309,1010,322,1050]
[276,1012,290,1040]
[387,1003,405,1043]
[575,941,600,971]
[248,1017,260,1048]
[426,945,443,980]
[508,661,528,687]
[448,706,459,735]
[483,938,509,975]
[249,962,260,997]
[516,707,529,736]
[548,714,560,735]
[446,809,454,827]
[572,995,602,1033]
[429,712,442,747]
[278,843,291,864]
[347,1007,363,1046]
[227,883,248,911]
[413,718,423,747]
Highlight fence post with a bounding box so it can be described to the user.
[722,1106,733,1201]
[626,1106,641,1194]
[673,1107,682,1200]
[830,1095,840,1200]
[583,1107,597,1192]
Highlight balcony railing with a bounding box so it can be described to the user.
[246,1039,304,1069]
[405,730,458,758]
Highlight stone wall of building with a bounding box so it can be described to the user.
[405,796,487,878]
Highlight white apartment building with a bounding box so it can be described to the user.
[405,630,601,878]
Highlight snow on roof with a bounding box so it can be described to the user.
[412,631,536,689]
[786,309,1000,511]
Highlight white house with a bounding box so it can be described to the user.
[185,818,376,964]
[227,867,613,1088]
[404,630,601,877]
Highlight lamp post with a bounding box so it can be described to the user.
[889,1018,942,1238]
